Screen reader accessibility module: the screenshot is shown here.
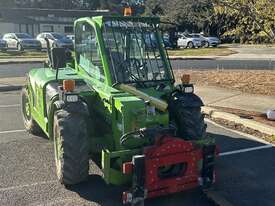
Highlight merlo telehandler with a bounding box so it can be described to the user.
[21,15,217,206]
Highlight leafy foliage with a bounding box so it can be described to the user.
[213,0,275,43]
[0,0,274,43]
[145,0,214,32]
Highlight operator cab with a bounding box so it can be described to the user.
[74,16,174,88]
[103,18,174,87]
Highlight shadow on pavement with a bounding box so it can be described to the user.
[208,132,265,153]
[67,132,269,206]
[68,174,126,206]
[69,175,211,206]
[208,132,275,206]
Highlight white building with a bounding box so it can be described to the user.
[0,8,109,37]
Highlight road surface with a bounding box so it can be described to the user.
[0,59,275,79]
[0,90,274,206]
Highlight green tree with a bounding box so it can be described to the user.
[145,0,214,32]
[213,0,275,43]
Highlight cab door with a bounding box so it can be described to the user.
[74,20,112,141]
[75,22,106,83]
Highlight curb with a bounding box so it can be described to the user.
[0,85,22,92]
[202,106,275,136]
[169,56,216,60]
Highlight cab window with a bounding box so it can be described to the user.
[75,22,105,82]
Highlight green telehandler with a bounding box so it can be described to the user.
[21,14,217,205]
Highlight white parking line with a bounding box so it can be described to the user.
[0,104,20,108]
[206,119,274,157]
[219,144,273,157]
[0,129,25,134]
[0,180,57,192]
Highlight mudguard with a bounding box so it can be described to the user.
[47,99,90,140]
[169,91,204,109]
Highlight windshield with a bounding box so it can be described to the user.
[192,34,201,38]
[185,34,192,38]
[51,33,66,40]
[103,20,173,84]
[15,33,32,39]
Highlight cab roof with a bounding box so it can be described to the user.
[75,15,160,27]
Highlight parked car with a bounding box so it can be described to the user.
[144,33,175,49]
[177,34,202,49]
[66,34,75,43]
[37,32,73,50]
[0,35,8,52]
[162,35,176,49]
[3,33,41,51]
[190,33,220,48]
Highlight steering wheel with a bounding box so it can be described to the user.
[116,59,137,81]
[128,58,148,80]
[116,58,142,81]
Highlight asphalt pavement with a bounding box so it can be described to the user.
[0,91,274,206]
[0,91,212,206]
[0,63,42,78]
[0,58,275,79]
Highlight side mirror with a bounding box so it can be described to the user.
[51,48,66,70]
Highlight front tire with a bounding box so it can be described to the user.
[21,87,42,135]
[17,43,24,51]
[173,107,206,140]
[53,109,89,185]
[52,43,58,48]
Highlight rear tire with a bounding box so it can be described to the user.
[53,109,89,185]
[173,107,206,140]
[21,87,42,135]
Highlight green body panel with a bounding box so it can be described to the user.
[27,67,84,136]
[25,16,181,186]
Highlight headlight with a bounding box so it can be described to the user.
[66,94,78,102]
